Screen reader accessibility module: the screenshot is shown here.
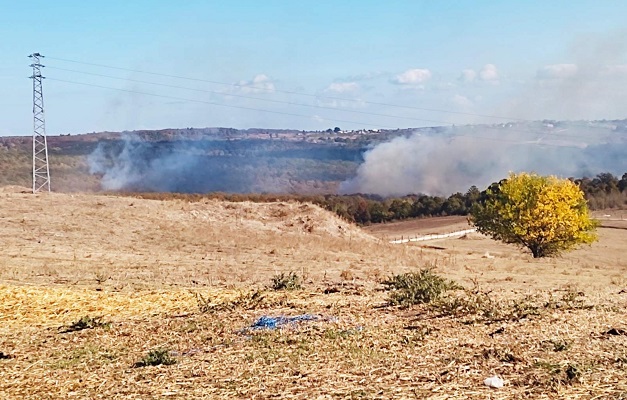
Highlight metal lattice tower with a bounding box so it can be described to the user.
[29,53,51,193]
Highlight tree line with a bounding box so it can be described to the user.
[125,172,627,225]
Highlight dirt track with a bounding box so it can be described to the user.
[365,213,627,240]
[364,215,470,239]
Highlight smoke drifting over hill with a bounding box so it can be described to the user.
[87,134,362,193]
[340,123,627,196]
[88,135,208,192]
[86,122,626,197]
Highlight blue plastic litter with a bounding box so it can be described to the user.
[249,314,319,330]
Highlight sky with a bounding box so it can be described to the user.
[2,0,627,136]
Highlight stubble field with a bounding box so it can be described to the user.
[0,187,625,399]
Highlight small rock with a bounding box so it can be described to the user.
[484,376,504,388]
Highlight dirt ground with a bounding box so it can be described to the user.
[1,189,626,399]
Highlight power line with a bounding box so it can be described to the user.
[47,78,587,148]
[44,56,532,122]
[45,56,627,136]
[44,56,625,144]
[45,66,463,127]
[45,77,399,130]
[45,67,613,143]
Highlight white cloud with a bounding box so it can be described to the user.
[479,64,499,83]
[325,82,360,93]
[458,69,477,83]
[536,64,579,80]
[391,68,432,85]
[235,74,275,94]
[458,65,498,84]
[451,94,473,108]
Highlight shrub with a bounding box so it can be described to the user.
[196,289,265,313]
[133,348,176,368]
[382,269,459,307]
[270,272,302,291]
[60,316,111,333]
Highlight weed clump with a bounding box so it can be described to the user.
[133,348,176,368]
[534,361,583,386]
[60,316,111,333]
[382,269,460,307]
[434,288,541,324]
[549,338,572,352]
[196,289,266,313]
[270,272,302,291]
[94,270,110,285]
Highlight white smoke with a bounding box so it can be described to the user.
[340,124,627,196]
[88,135,145,190]
[342,32,627,197]
[87,134,198,191]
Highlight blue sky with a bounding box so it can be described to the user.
[2,1,627,135]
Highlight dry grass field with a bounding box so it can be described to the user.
[1,187,626,399]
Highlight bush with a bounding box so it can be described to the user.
[382,269,460,307]
[133,348,176,368]
[196,289,265,313]
[433,290,541,324]
[270,272,302,291]
[59,316,111,333]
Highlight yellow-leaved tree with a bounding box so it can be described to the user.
[469,172,598,258]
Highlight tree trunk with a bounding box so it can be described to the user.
[529,244,544,258]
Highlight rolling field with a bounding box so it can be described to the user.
[1,188,626,399]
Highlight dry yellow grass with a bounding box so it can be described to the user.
[1,189,626,399]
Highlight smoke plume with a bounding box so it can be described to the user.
[88,135,256,193]
[340,123,627,196]
[87,133,362,194]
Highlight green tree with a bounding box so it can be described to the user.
[442,192,467,215]
[470,172,598,258]
[593,173,619,194]
[350,196,371,224]
[369,202,389,223]
[464,185,481,208]
[389,199,412,220]
[619,173,627,192]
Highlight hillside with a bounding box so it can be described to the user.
[1,119,626,195]
[0,129,368,194]
[0,188,396,288]
[0,191,626,398]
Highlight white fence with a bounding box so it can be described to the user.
[390,228,477,244]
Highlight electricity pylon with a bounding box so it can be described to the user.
[29,52,51,193]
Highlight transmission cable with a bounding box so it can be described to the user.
[46,66,462,127]
[46,77,399,129]
[44,56,534,122]
[47,78,590,148]
[45,66,614,143]
[45,56,623,140]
